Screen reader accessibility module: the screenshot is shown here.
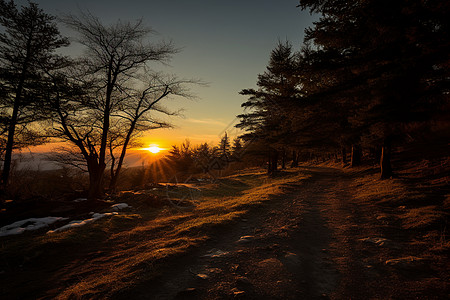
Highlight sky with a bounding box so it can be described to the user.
[18,0,317,151]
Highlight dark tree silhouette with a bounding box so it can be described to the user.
[0,0,68,188]
[107,74,196,192]
[297,0,450,177]
[231,137,243,161]
[237,1,448,176]
[218,132,231,162]
[164,140,196,178]
[49,12,185,199]
[237,41,301,173]
[193,142,215,174]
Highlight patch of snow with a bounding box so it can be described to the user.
[111,203,130,211]
[360,237,389,245]
[160,183,202,190]
[0,217,68,237]
[385,256,427,270]
[236,235,255,244]
[196,273,209,280]
[202,249,229,258]
[47,212,118,234]
[73,198,88,202]
[359,237,401,249]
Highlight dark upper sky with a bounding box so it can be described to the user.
[16,0,317,146]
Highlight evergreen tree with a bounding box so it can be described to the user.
[231,137,243,161]
[237,41,301,173]
[297,0,450,177]
[218,132,231,161]
[193,142,214,173]
[0,0,68,187]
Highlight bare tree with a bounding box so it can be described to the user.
[107,73,196,192]
[48,12,197,199]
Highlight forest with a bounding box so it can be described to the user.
[0,0,448,199]
[236,0,449,179]
[0,0,449,299]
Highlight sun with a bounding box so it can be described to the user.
[148,146,161,154]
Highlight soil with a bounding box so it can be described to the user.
[114,165,449,299]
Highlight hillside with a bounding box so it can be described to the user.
[0,162,449,299]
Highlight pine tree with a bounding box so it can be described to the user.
[0,0,69,187]
[237,41,301,173]
[231,137,243,161]
[193,142,214,173]
[297,0,450,178]
[218,132,231,159]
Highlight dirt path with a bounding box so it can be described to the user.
[117,166,448,299]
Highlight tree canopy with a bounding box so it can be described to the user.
[237,0,449,176]
[0,0,68,186]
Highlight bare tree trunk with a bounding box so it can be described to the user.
[109,122,137,192]
[267,151,272,174]
[281,148,286,169]
[86,157,106,199]
[351,144,361,167]
[380,138,392,179]
[269,149,278,174]
[110,155,116,189]
[96,61,116,195]
[1,60,29,188]
[375,147,382,164]
[272,150,276,173]
[88,171,103,199]
[109,160,121,192]
[291,150,298,168]
[0,26,35,190]
[341,147,347,164]
[1,99,20,187]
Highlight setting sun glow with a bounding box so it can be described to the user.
[148,146,161,154]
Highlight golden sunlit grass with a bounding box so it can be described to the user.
[400,206,448,229]
[347,168,447,227]
[4,162,447,299]
[0,168,307,299]
[350,173,415,205]
[343,163,449,254]
[56,170,305,298]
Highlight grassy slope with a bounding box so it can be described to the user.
[0,168,308,299]
[1,157,448,299]
[334,165,449,298]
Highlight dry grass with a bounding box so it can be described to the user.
[340,158,450,258]
[0,168,307,299]
[57,169,305,299]
[3,156,448,299]
[400,206,448,229]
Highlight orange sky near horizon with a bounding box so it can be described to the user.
[28,113,243,155]
[12,0,315,158]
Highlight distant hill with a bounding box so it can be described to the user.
[6,150,154,171]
